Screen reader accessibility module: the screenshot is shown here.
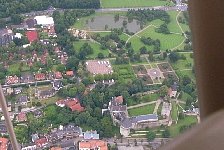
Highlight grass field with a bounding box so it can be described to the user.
[176,70,195,81]
[113,64,136,82]
[138,26,185,50]
[73,40,110,58]
[171,53,194,70]
[171,101,178,121]
[169,116,197,137]
[167,11,182,33]
[100,0,174,8]
[141,93,160,103]
[128,103,156,117]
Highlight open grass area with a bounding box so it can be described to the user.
[149,19,164,27]
[169,116,197,137]
[167,11,182,33]
[176,70,195,81]
[171,101,178,121]
[73,40,110,58]
[100,0,174,8]
[129,36,154,52]
[128,103,156,117]
[141,93,160,103]
[138,26,185,51]
[171,53,194,70]
[180,92,192,102]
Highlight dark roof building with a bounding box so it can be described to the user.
[17,95,28,105]
[26,19,37,28]
[0,29,13,46]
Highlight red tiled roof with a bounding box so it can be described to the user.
[55,72,62,79]
[0,138,8,150]
[6,75,19,84]
[35,138,48,147]
[66,71,74,76]
[115,96,123,104]
[64,98,84,112]
[79,140,108,150]
[17,112,27,122]
[35,73,46,80]
[26,31,38,43]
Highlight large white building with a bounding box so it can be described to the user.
[34,16,54,26]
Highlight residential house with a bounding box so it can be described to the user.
[17,95,28,106]
[168,82,178,98]
[0,138,9,150]
[21,144,37,150]
[0,29,13,46]
[64,98,84,112]
[48,124,82,143]
[54,72,62,79]
[6,75,19,84]
[33,110,43,118]
[37,89,55,99]
[11,24,28,30]
[35,137,48,148]
[16,112,27,122]
[26,30,38,43]
[35,73,46,81]
[3,87,14,95]
[66,71,74,76]
[14,87,23,95]
[79,140,108,150]
[0,124,7,135]
[31,133,39,142]
[48,25,56,37]
[53,80,63,91]
[83,131,99,140]
[20,73,35,83]
[56,100,65,107]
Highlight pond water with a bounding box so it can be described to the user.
[85,15,141,33]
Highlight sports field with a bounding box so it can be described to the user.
[101,0,174,8]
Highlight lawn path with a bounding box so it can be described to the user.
[127,101,157,109]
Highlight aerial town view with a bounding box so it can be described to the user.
[0,0,198,149]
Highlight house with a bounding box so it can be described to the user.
[48,124,82,143]
[33,110,43,118]
[0,29,13,46]
[0,138,9,150]
[167,82,178,98]
[26,30,38,43]
[35,137,48,148]
[11,24,28,30]
[16,112,27,122]
[56,100,65,107]
[53,80,63,91]
[35,73,46,81]
[83,131,99,140]
[20,73,35,83]
[79,140,108,150]
[54,72,62,79]
[4,87,14,95]
[37,89,55,99]
[64,98,84,112]
[17,95,28,106]
[0,124,7,135]
[48,25,56,37]
[66,70,74,76]
[6,75,19,84]
[21,144,37,150]
[31,133,39,142]
[14,87,23,95]
[34,16,54,26]
[14,33,23,39]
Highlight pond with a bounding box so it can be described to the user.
[85,15,141,33]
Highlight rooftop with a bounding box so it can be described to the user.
[79,140,108,150]
[0,138,8,150]
[26,30,38,43]
[86,60,113,75]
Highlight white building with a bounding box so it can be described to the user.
[34,16,54,26]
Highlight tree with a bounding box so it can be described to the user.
[159,85,168,97]
[169,52,180,63]
[11,14,23,25]
[56,64,66,72]
[162,129,170,138]
[140,46,147,54]
[148,51,154,61]
[147,131,156,141]
[98,53,104,59]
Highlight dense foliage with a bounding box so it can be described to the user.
[0,0,100,18]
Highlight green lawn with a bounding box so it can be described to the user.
[101,0,174,8]
[129,36,154,52]
[171,53,194,70]
[180,92,192,102]
[169,116,197,137]
[141,93,160,103]
[73,40,110,58]
[149,19,164,27]
[128,103,156,117]
[176,70,195,81]
[171,101,178,121]
[137,26,185,51]
[119,33,130,41]
[167,11,182,33]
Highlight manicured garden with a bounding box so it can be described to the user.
[128,103,156,117]
[113,64,136,82]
